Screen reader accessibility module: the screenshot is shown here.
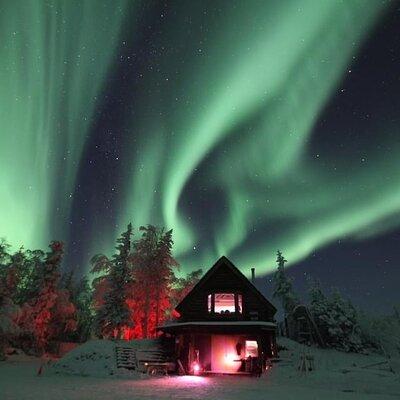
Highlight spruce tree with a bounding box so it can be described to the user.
[131,225,159,338]
[0,238,11,269]
[93,223,134,339]
[308,279,330,341]
[62,275,94,343]
[130,225,178,338]
[327,289,364,352]
[74,277,94,342]
[153,228,179,330]
[272,250,298,315]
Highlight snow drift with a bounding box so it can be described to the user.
[49,339,161,378]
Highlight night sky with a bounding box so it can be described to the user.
[1,1,399,314]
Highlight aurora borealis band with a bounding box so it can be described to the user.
[1,1,399,302]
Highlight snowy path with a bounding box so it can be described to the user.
[1,358,399,400]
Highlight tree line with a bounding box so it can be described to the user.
[0,224,202,358]
[272,250,400,355]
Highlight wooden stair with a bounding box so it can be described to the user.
[136,341,175,374]
[115,346,138,370]
[137,349,170,362]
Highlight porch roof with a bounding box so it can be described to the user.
[158,320,277,333]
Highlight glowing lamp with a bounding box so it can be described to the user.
[192,362,201,375]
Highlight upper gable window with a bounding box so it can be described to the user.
[215,293,235,313]
[208,293,243,314]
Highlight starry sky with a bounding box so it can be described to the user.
[0,0,399,314]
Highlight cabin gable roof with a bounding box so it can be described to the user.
[175,256,276,316]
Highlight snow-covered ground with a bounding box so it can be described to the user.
[48,338,162,377]
[1,338,399,400]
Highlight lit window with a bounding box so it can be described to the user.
[214,293,235,314]
[245,340,258,358]
[208,293,243,314]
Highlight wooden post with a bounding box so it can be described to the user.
[258,335,265,373]
[188,333,195,373]
[234,293,239,314]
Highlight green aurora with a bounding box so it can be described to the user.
[0,0,398,275]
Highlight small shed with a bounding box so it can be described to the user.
[285,304,325,348]
[158,256,277,375]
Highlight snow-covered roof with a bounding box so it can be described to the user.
[159,321,277,329]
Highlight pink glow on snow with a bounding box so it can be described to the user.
[178,375,209,385]
[131,375,210,389]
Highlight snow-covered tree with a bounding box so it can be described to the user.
[0,240,18,360]
[17,241,76,354]
[10,248,44,306]
[358,309,400,356]
[326,289,364,352]
[92,224,134,339]
[62,274,94,343]
[308,281,365,352]
[130,225,158,338]
[272,250,298,315]
[73,277,94,342]
[393,305,400,323]
[0,238,11,267]
[152,228,179,328]
[308,279,331,339]
[170,269,203,307]
[0,284,17,360]
[130,225,179,338]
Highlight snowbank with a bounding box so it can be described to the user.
[50,339,160,378]
[277,336,398,373]
[273,337,400,396]
[49,340,118,378]
[2,337,400,399]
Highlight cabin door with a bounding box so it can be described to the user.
[211,335,242,373]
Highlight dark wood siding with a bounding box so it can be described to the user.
[178,262,274,322]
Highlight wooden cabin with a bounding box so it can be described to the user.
[158,256,277,375]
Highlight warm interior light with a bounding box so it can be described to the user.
[224,352,237,365]
[211,335,242,373]
[214,293,235,313]
[245,340,258,358]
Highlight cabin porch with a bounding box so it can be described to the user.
[158,321,277,375]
